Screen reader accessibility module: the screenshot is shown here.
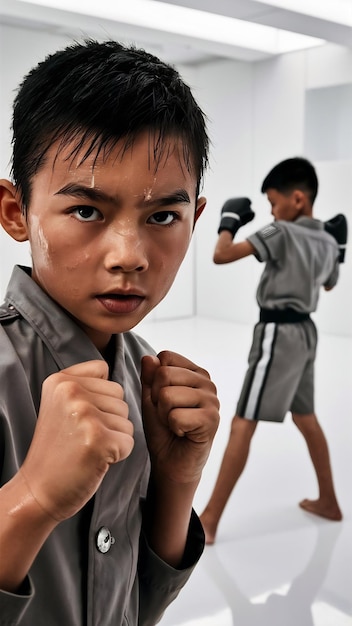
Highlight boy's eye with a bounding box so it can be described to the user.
[72,206,102,222]
[148,211,178,226]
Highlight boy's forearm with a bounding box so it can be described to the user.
[0,472,57,592]
[213,234,255,264]
[144,474,200,568]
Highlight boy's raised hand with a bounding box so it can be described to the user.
[217,197,255,238]
[141,351,220,485]
[20,360,134,522]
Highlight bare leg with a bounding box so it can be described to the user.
[292,412,342,521]
[200,416,257,544]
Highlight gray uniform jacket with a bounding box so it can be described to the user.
[0,266,204,626]
[247,217,339,312]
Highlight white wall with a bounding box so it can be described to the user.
[1,24,352,336]
[0,24,72,296]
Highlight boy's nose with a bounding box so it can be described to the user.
[103,229,149,273]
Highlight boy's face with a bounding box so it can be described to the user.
[11,132,205,350]
[266,188,304,222]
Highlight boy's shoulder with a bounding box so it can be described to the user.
[285,216,322,230]
[272,217,327,239]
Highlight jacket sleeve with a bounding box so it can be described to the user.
[0,326,37,625]
[0,578,34,626]
[247,222,283,262]
[323,257,339,289]
[137,510,205,626]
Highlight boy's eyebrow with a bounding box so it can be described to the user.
[54,183,191,206]
[54,183,115,204]
[156,190,191,206]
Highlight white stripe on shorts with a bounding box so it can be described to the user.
[245,323,276,420]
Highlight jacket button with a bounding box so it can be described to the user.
[96,527,115,553]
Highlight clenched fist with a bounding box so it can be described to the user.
[20,360,134,522]
[141,351,220,485]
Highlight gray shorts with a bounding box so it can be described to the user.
[236,319,317,423]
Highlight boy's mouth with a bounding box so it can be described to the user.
[96,293,145,315]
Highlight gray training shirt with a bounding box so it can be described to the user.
[247,216,339,313]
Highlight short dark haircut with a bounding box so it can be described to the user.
[10,39,209,215]
[261,157,318,204]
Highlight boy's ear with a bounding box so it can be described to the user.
[0,180,28,242]
[293,189,305,209]
[193,196,206,229]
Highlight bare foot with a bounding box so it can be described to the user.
[199,514,217,545]
[299,498,343,521]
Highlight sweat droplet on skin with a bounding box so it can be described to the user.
[29,215,51,268]
[8,491,35,516]
[144,177,157,202]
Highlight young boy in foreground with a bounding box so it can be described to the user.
[0,39,220,625]
[200,157,344,544]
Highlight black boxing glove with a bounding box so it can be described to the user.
[324,213,348,263]
[218,197,255,238]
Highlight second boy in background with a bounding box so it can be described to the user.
[201,157,345,545]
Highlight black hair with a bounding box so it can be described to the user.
[11,39,209,214]
[261,157,318,204]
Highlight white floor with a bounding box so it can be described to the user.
[135,317,352,626]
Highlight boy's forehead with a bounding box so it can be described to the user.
[47,132,194,177]
[267,188,291,199]
[32,133,199,200]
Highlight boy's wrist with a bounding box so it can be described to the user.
[144,474,199,568]
[0,472,58,592]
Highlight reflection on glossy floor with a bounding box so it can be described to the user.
[136,317,352,626]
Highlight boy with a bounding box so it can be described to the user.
[0,40,220,624]
[200,157,343,545]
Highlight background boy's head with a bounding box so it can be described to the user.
[11,39,209,216]
[261,157,318,221]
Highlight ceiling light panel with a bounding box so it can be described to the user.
[15,0,325,54]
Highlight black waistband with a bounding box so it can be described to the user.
[260,308,311,323]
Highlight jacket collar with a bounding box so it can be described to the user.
[294,216,323,230]
[4,265,126,382]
